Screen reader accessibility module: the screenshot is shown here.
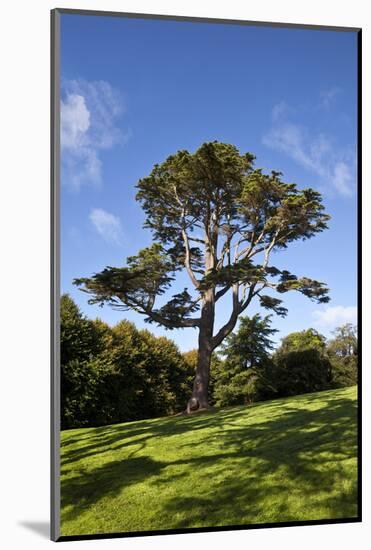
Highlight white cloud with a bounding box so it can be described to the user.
[332,161,354,197]
[271,100,292,122]
[262,102,356,197]
[89,208,123,245]
[61,93,90,149]
[61,79,127,190]
[313,305,357,328]
[320,86,341,108]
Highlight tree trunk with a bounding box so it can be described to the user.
[187,288,214,413]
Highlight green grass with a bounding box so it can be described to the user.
[60,386,358,536]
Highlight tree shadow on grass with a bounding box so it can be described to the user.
[61,410,241,467]
[62,455,165,523]
[156,395,358,525]
[61,396,315,467]
[61,389,358,531]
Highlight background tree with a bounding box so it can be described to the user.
[136,329,195,418]
[220,314,277,369]
[60,294,100,367]
[261,327,331,399]
[60,294,104,428]
[269,349,332,397]
[327,323,357,358]
[61,295,194,428]
[75,141,330,412]
[212,314,277,406]
[277,328,327,355]
[327,323,358,388]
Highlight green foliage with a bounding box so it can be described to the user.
[74,244,178,318]
[212,363,260,407]
[212,315,278,406]
[240,170,330,245]
[137,142,254,245]
[263,328,331,399]
[211,322,358,406]
[264,349,332,398]
[327,324,358,388]
[60,294,100,365]
[61,292,357,430]
[330,355,358,388]
[60,295,193,428]
[61,294,104,428]
[132,329,194,418]
[221,314,278,368]
[278,328,327,355]
[327,323,357,358]
[61,359,105,429]
[74,141,330,334]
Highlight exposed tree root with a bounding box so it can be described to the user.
[182,399,215,416]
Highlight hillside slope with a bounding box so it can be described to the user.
[61,386,358,536]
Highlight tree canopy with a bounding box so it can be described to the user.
[74,141,331,410]
[327,323,358,388]
[75,142,330,333]
[277,328,327,355]
[327,323,357,358]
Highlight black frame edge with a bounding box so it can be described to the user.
[56,517,361,543]
[53,7,361,32]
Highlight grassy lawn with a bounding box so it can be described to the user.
[60,385,358,536]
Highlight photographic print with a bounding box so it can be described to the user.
[51,9,361,541]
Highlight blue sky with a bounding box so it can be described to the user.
[60,14,358,351]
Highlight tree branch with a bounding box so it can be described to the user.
[234,228,267,262]
[172,184,201,289]
[217,238,231,269]
[239,283,260,313]
[148,310,201,328]
[189,236,206,244]
[215,284,232,302]
[262,229,280,269]
[123,294,201,328]
[181,225,200,288]
[212,283,240,349]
